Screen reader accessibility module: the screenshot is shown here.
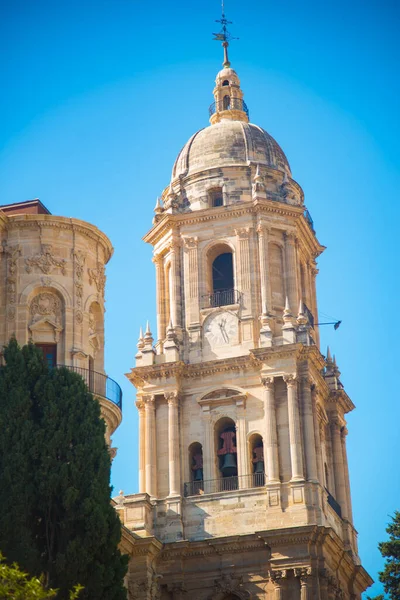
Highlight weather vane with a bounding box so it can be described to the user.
[212,0,238,68]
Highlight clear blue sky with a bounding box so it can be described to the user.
[1,0,399,596]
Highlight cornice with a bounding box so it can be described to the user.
[159,533,269,561]
[127,345,311,389]
[7,214,114,262]
[327,388,355,414]
[143,199,324,257]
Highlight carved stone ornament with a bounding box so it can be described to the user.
[25,244,66,275]
[75,310,83,324]
[71,249,86,280]
[5,244,22,275]
[269,570,287,585]
[261,376,274,390]
[30,292,61,322]
[88,263,106,295]
[234,227,251,239]
[283,373,297,387]
[213,573,249,599]
[183,236,198,249]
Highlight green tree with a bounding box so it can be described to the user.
[0,553,82,599]
[0,339,127,599]
[368,511,400,600]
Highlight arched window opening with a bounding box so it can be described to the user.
[249,434,265,487]
[189,442,203,495]
[209,187,224,208]
[223,95,231,110]
[204,244,236,309]
[216,417,238,490]
[212,253,234,304]
[222,79,230,86]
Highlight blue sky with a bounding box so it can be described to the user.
[1,0,399,595]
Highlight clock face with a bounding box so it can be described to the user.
[204,312,238,347]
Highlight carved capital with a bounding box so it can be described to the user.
[284,231,297,245]
[269,570,287,586]
[143,394,156,409]
[135,399,145,413]
[234,227,251,239]
[165,391,180,406]
[152,254,163,265]
[283,374,297,388]
[183,236,198,249]
[261,376,274,390]
[294,567,312,585]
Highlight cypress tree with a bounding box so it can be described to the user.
[0,339,127,599]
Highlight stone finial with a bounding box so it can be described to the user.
[283,297,293,323]
[137,326,144,350]
[297,299,307,325]
[143,321,154,347]
[154,196,163,213]
[252,164,265,198]
[164,317,180,362]
[326,346,333,363]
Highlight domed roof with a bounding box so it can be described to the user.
[172,120,291,180]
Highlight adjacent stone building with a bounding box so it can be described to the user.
[0,198,121,450]
[115,52,373,599]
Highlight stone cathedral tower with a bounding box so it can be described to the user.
[117,28,372,600]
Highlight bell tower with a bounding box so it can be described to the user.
[119,11,372,600]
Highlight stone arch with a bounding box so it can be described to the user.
[214,416,238,485]
[20,278,72,308]
[188,441,204,494]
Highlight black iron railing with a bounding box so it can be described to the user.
[304,209,315,233]
[326,488,342,518]
[57,364,122,410]
[184,473,265,497]
[303,302,315,329]
[202,288,241,309]
[209,99,249,118]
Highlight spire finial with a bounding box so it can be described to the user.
[213,1,238,68]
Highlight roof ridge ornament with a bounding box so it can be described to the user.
[212,0,238,68]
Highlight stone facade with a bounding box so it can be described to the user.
[118,57,372,600]
[0,200,121,447]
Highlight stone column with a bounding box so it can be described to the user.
[284,375,304,481]
[261,377,280,483]
[136,399,146,493]
[284,232,298,314]
[300,376,318,482]
[235,227,251,313]
[330,416,348,519]
[341,426,354,523]
[168,240,181,330]
[144,395,157,497]
[183,237,199,325]
[310,259,320,346]
[236,397,247,488]
[269,570,286,600]
[202,408,214,485]
[152,254,166,343]
[257,224,271,312]
[295,568,312,600]
[312,387,324,486]
[166,391,181,496]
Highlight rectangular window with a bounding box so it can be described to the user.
[209,188,224,208]
[36,343,57,368]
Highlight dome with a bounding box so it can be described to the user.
[172,120,291,181]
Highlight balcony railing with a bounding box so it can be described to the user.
[209,99,249,118]
[57,364,122,411]
[326,488,342,518]
[201,288,241,309]
[304,209,315,233]
[184,473,265,497]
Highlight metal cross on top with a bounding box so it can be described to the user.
[212,0,238,68]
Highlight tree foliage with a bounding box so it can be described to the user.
[0,553,82,599]
[0,339,127,599]
[368,511,400,600]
